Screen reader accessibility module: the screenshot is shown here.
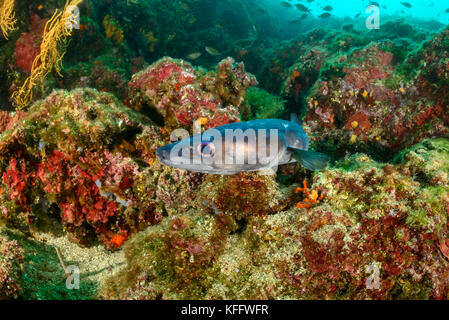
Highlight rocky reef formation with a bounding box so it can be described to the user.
[128,57,257,130]
[303,38,449,160]
[254,24,449,162]
[100,139,449,300]
[0,0,448,301]
[0,53,257,250]
[0,89,148,247]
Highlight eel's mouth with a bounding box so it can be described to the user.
[155,146,171,165]
[156,144,217,173]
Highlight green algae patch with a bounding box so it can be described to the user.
[244,87,285,120]
[1,226,126,300]
[393,138,449,164]
[407,186,449,233]
[2,228,96,300]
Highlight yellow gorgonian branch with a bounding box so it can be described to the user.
[12,0,83,109]
[0,0,16,39]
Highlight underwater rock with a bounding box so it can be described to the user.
[63,57,131,102]
[282,48,328,102]
[304,37,449,159]
[0,111,27,134]
[100,139,449,299]
[0,87,210,248]
[287,144,449,299]
[258,28,365,96]
[0,88,168,248]
[199,172,285,223]
[132,164,204,218]
[2,0,449,301]
[407,26,449,93]
[128,57,257,130]
[133,125,205,217]
[99,212,228,300]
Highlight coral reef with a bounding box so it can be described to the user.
[100,139,449,300]
[301,32,449,159]
[128,57,257,129]
[0,88,163,247]
[0,0,449,301]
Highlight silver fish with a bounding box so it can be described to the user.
[156,114,329,175]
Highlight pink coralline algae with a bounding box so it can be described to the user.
[14,14,47,73]
[342,44,394,90]
[0,89,163,248]
[3,157,35,212]
[129,57,257,129]
[129,58,187,94]
[36,150,119,227]
[0,111,27,134]
[303,38,449,158]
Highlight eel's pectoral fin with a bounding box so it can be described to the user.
[290,148,329,171]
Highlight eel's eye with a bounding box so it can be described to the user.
[179,146,194,158]
[197,142,215,158]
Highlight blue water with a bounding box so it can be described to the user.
[268,0,448,21]
[261,0,447,36]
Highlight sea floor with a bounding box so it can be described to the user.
[1,227,125,299]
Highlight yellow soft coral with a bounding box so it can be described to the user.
[0,0,16,39]
[103,15,124,44]
[143,31,157,52]
[12,0,83,109]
